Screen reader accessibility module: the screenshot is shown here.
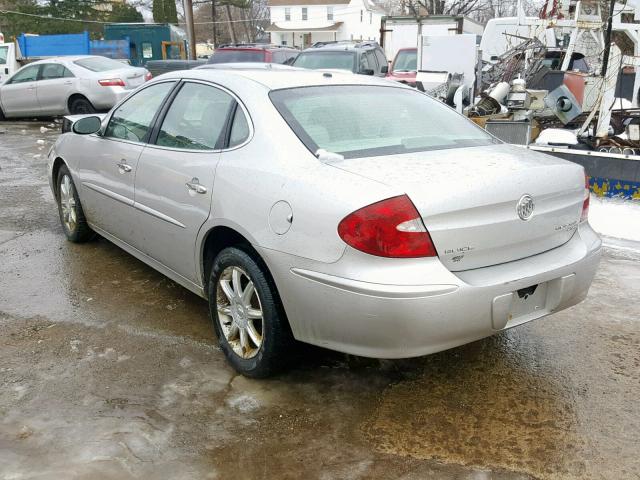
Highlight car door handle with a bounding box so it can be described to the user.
[64,81,73,85]
[186,178,207,194]
[117,160,132,173]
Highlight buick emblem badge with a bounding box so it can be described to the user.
[517,194,535,221]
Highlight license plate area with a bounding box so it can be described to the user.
[492,281,549,330]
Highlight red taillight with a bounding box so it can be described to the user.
[98,78,125,87]
[144,71,153,81]
[581,173,590,222]
[337,195,437,258]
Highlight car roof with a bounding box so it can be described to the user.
[157,67,401,91]
[216,44,296,51]
[29,55,107,65]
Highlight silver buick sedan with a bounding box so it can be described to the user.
[47,68,602,377]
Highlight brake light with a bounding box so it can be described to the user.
[337,195,437,258]
[144,71,153,81]
[98,78,125,87]
[581,173,590,222]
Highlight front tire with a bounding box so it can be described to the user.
[208,247,291,378]
[56,165,94,242]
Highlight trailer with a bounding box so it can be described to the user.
[380,15,483,65]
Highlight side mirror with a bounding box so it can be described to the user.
[359,68,375,76]
[381,65,388,74]
[72,116,102,135]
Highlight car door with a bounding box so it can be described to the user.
[76,81,176,245]
[36,62,76,115]
[0,64,41,117]
[132,81,238,283]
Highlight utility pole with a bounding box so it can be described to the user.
[184,0,197,60]
[211,0,217,47]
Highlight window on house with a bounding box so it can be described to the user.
[327,6,333,20]
[360,10,363,22]
[302,7,307,20]
[285,7,290,21]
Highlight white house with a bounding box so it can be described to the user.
[266,0,385,49]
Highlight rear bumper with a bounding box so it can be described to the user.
[259,223,602,358]
[88,87,133,110]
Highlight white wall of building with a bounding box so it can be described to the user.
[269,0,383,47]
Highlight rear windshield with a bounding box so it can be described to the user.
[393,50,417,72]
[210,50,265,63]
[74,56,127,72]
[292,51,355,71]
[0,46,8,65]
[270,85,497,159]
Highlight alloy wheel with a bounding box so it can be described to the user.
[59,174,78,233]
[216,266,264,359]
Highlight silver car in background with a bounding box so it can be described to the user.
[47,69,601,377]
[0,55,150,119]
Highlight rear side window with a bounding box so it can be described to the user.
[40,63,74,80]
[105,82,174,143]
[229,108,250,148]
[156,82,234,150]
[375,49,387,70]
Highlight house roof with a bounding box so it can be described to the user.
[267,0,349,5]
[265,22,344,32]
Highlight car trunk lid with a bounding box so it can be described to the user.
[330,144,586,271]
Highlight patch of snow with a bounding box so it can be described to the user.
[535,128,578,145]
[588,195,640,242]
[40,126,49,133]
[36,139,45,145]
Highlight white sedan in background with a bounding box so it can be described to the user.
[48,69,601,377]
[0,55,150,119]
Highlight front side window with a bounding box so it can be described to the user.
[40,63,74,80]
[156,82,234,150]
[285,7,291,21]
[270,86,497,159]
[293,51,356,72]
[302,7,308,20]
[105,82,174,143]
[9,65,39,84]
[0,46,8,65]
[327,6,334,20]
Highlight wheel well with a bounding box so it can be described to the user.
[51,157,67,197]
[67,93,90,111]
[202,226,253,291]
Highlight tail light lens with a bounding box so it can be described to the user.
[98,78,125,87]
[581,173,590,222]
[337,195,437,258]
[144,71,153,81]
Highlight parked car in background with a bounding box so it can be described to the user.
[386,47,417,87]
[48,68,600,377]
[292,41,388,76]
[208,44,298,65]
[0,55,151,119]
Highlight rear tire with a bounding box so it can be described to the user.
[0,107,6,121]
[208,247,291,378]
[56,165,95,243]
[69,96,96,115]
